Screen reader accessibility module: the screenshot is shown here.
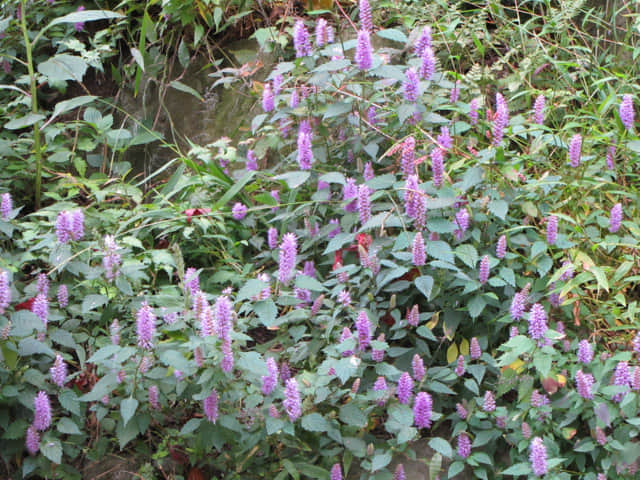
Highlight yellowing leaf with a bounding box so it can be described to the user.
[500,359,525,374]
[459,338,470,356]
[446,343,458,364]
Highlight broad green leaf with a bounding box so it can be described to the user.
[455,244,478,268]
[301,413,329,432]
[59,390,81,415]
[295,275,326,292]
[415,275,434,300]
[427,241,454,263]
[38,54,88,82]
[180,418,202,435]
[323,102,352,119]
[429,437,453,458]
[57,417,82,435]
[273,171,309,189]
[501,463,531,476]
[468,295,486,318]
[18,338,55,357]
[339,402,368,428]
[120,397,139,426]
[48,9,124,27]
[376,28,408,43]
[40,438,63,464]
[48,95,96,124]
[370,452,392,472]
[237,279,269,301]
[488,199,508,220]
[81,294,108,313]
[4,113,46,130]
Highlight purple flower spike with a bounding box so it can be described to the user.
[50,354,67,387]
[344,178,358,212]
[397,372,413,404]
[450,81,460,103]
[359,0,372,31]
[262,83,274,112]
[293,20,312,57]
[330,463,342,480]
[469,98,479,125]
[533,94,545,125]
[414,26,432,56]
[529,437,548,477]
[431,148,444,188]
[278,233,297,285]
[1,192,11,219]
[57,284,68,308]
[606,145,616,170]
[455,355,465,376]
[470,337,482,360]
[36,273,49,297]
[33,391,51,431]
[456,402,467,420]
[401,136,416,177]
[478,255,490,284]
[204,389,219,423]
[568,134,582,167]
[407,304,419,327]
[110,319,120,345]
[577,340,594,364]
[232,202,247,220]
[403,68,420,102]
[575,370,594,399]
[355,311,372,351]
[283,378,302,421]
[437,126,452,150]
[394,464,406,480]
[457,433,471,459]
[419,46,436,80]
[268,227,278,250]
[455,208,470,239]
[412,232,426,266]
[528,303,548,341]
[613,361,630,402]
[364,161,375,181]
[136,302,156,350]
[56,211,72,244]
[609,203,622,233]
[355,30,372,70]
[412,354,425,381]
[315,18,329,47]
[0,270,10,314]
[297,130,314,170]
[149,385,160,409]
[261,357,279,395]
[620,94,635,131]
[546,215,558,245]
[71,210,84,240]
[413,391,433,428]
[31,293,48,327]
[357,184,371,225]
[496,235,507,259]
[482,391,496,412]
[492,93,509,146]
[26,425,40,455]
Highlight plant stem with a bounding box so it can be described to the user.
[21,0,43,210]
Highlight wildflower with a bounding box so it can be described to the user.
[457,433,471,459]
[149,385,160,409]
[214,295,233,342]
[492,93,509,146]
[510,286,529,320]
[371,334,385,362]
[529,437,548,477]
[606,145,616,170]
[528,303,548,341]
[470,337,482,360]
[358,0,372,31]
[232,202,247,220]
[199,305,215,337]
[50,354,67,387]
[632,366,640,391]
[367,106,378,124]
[31,293,48,326]
[560,260,574,281]
[482,391,495,412]
[283,378,302,421]
[414,26,432,56]
[575,370,594,400]
[56,211,72,243]
[450,81,460,103]
[278,233,297,285]
[344,178,358,212]
[531,390,549,407]
[546,215,558,245]
[110,319,120,345]
[315,18,329,47]
[431,147,444,188]
[103,235,122,282]
[26,426,40,455]
[455,208,470,239]
[469,98,479,125]
[437,126,452,150]
[363,161,375,181]
[74,6,85,31]
[355,311,372,351]
[272,75,283,95]
[290,89,299,108]
[293,20,312,57]
[613,361,630,402]
[204,389,218,423]
[397,372,413,404]
[533,94,545,125]
[413,392,433,428]
[568,134,582,167]
[412,232,426,266]
[245,150,259,171]
[577,340,594,364]
[297,130,314,170]
[310,294,324,316]
[373,376,387,392]
[330,464,342,480]
[269,404,280,418]
[355,30,372,70]
[419,46,436,80]
[262,357,279,395]
[33,391,51,431]
[596,427,607,446]
[337,289,351,307]
[522,422,531,439]
[136,302,156,350]
[407,304,419,327]
[394,464,406,480]
[478,255,490,284]
[455,355,465,376]
[357,184,371,225]
[620,94,634,131]
[403,68,420,102]
[0,270,11,314]
[609,203,622,233]
[510,326,519,338]
[404,175,424,223]
[495,234,507,259]
[267,227,279,250]
[0,192,11,219]
[262,83,274,112]
[456,402,467,420]
[401,137,415,177]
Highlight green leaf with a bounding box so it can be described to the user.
[467,295,486,318]
[376,28,408,43]
[448,461,465,478]
[40,438,63,464]
[455,244,478,268]
[415,275,434,300]
[10,310,45,337]
[295,275,326,292]
[370,452,392,472]
[301,413,329,432]
[59,390,81,416]
[323,102,352,119]
[533,353,552,377]
[313,59,351,72]
[429,437,453,458]
[81,294,108,313]
[501,463,531,476]
[273,171,309,189]
[180,418,202,435]
[169,80,203,101]
[339,402,368,428]
[531,241,547,259]
[48,9,124,27]
[48,95,96,124]
[294,463,329,479]
[488,199,508,220]
[589,265,609,292]
[282,459,300,480]
[237,279,269,301]
[120,397,138,426]
[37,54,88,82]
[211,171,255,210]
[4,113,46,130]
[159,350,191,373]
[18,338,55,357]
[253,299,278,328]
[116,417,139,450]
[427,241,454,263]
[79,373,118,402]
[57,417,82,435]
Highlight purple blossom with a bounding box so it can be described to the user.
[528,303,548,341]
[413,392,433,428]
[315,18,329,47]
[136,302,156,350]
[455,355,465,376]
[403,68,420,102]
[364,161,375,181]
[496,234,507,259]
[455,208,470,239]
[262,83,274,112]
[261,357,279,395]
[412,354,425,381]
[0,270,9,314]
[184,268,199,296]
[470,337,482,360]
[272,75,283,95]
[414,26,432,56]
[575,370,594,400]
[609,203,622,233]
[371,334,385,362]
[469,98,479,125]
[110,319,120,345]
[568,134,582,167]
[367,106,378,125]
[293,20,312,57]
[278,233,297,285]
[406,304,419,327]
[337,289,351,306]
[596,427,607,446]
[343,178,358,212]
[246,150,258,171]
[355,311,372,350]
[397,372,413,404]
[437,126,452,150]
[232,202,247,220]
[297,129,313,170]
[330,463,342,480]
[214,295,233,342]
[33,391,51,431]
[359,0,373,31]
[280,362,291,383]
[199,305,215,337]
[450,81,460,103]
[149,385,160,409]
[419,46,436,80]
[546,215,558,245]
[103,235,121,281]
[36,273,48,297]
[560,260,574,281]
[31,293,48,327]
[355,30,372,70]
[328,219,341,239]
[290,89,299,108]
[530,390,549,407]
[204,389,219,423]
[478,255,490,284]
[482,391,496,412]
[613,361,630,402]
[394,464,406,480]
[71,210,84,240]
[74,6,86,31]
[1,192,11,219]
[529,437,548,477]
[431,147,444,188]
[620,94,635,131]
[632,366,640,391]
[577,340,594,364]
[283,378,302,421]
[510,284,530,320]
[606,145,616,170]
[267,227,278,250]
[456,402,467,420]
[50,354,67,387]
[510,326,519,338]
[492,93,509,146]
[412,232,426,266]
[533,94,545,125]
[522,422,531,439]
[457,433,471,459]
[25,424,40,455]
[373,376,387,392]
[56,211,72,243]
[404,175,425,226]
[310,295,324,316]
[57,284,68,308]
[357,184,371,225]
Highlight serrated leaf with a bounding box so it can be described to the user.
[180,418,202,435]
[501,463,531,476]
[116,417,139,450]
[488,199,508,220]
[38,54,88,82]
[57,417,82,435]
[237,279,269,301]
[323,101,352,119]
[40,438,63,463]
[59,390,81,416]
[370,452,392,472]
[589,265,609,292]
[339,402,367,428]
[415,275,434,300]
[301,413,329,432]
[49,95,96,124]
[427,241,454,263]
[455,244,478,268]
[295,275,326,292]
[120,397,138,426]
[18,338,55,357]
[79,373,118,402]
[48,9,124,27]
[468,295,486,318]
[429,437,453,458]
[5,113,46,130]
[81,294,108,313]
[274,171,310,189]
[376,28,408,43]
